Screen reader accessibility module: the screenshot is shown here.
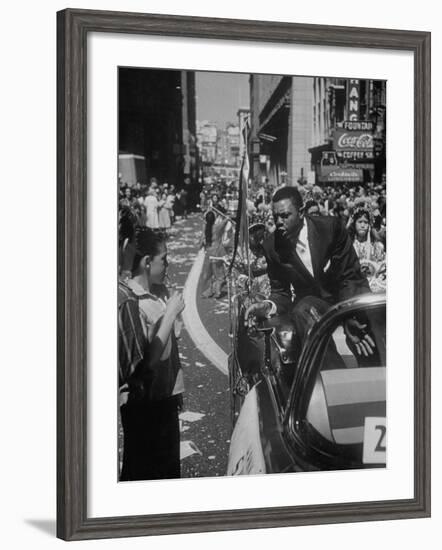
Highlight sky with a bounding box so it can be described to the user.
[195,71,250,127]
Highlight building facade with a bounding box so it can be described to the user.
[249,74,313,190]
[310,77,386,186]
[248,74,386,190]
[118,68,198,191]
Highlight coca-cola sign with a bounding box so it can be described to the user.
[334,129,374,152]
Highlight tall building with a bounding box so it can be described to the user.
[197,120,218,165]
[249,74,313,189]
[118,68,198,190]
[181,71,199,187]
[212,122,241,167]
[225,123,240,166]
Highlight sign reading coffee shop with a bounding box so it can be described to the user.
[337,150,375,160]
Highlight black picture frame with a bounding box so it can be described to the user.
[57,8,431,541]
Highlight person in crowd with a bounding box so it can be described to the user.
[144,187,159,229]
[222,208,235,259]
[119,186,135,209]
[219,194,228,212]
[348,207,386,293]
[304,199,321,216]
[337,204,350,224]
[175,188,188,219]
[201,205,229,299]
[199,189,208,211]
[199,192,222,288]
[375,216,387,248]
[203,197,217,247]
[127,227,185,480]
[173,189,183,219]
[244,186,373,359]
[158,191,172,233]
[348,207,386,264]
[246,196,257,217]
[133,202,147,228]
[166,185,176,225]
[118,208,151,481]
[138,187,147,205]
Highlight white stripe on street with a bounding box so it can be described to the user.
[182,248,229,376]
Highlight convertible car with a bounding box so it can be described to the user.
[226,263,387,476]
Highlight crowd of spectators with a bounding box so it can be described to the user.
[119,177,191,234]
[199,174,387,294]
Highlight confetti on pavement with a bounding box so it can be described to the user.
[179,411,206,422]
[166,214,230,478]
[180,441,202,460]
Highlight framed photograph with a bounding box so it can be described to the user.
[57,8,431,541]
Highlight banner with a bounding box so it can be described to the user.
[318,166,363,183]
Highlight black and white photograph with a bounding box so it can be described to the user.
[117,68,387,482]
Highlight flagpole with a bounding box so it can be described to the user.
[243,126,251,288]
[228,114,250,279]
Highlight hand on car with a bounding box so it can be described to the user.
[244,301,271,326]
[119,383,129,407]
[344,317,376,357]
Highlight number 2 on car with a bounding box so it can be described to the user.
[362,417,387,465]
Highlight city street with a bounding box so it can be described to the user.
[167,214,232,478]
[117,69,388,482]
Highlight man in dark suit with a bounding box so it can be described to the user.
[245,186,375,358]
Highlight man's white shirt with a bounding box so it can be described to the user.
[265,220,313,316]
[296,221,314,276]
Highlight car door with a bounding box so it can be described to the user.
[283,294,387,471]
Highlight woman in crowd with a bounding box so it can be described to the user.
[125,227,185,480]
[133,202,147,228]
[348,207,386,293]
[158,191,172,232]
[349,207,386,263]
[165,186,176,225]
[144,187,159,229]
[201,206,229,299]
